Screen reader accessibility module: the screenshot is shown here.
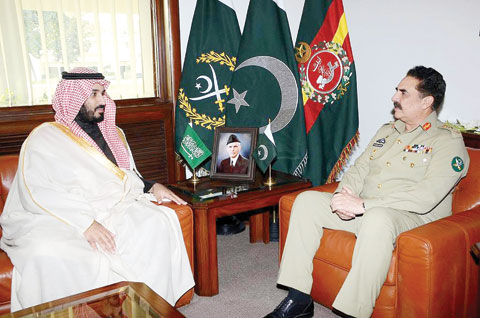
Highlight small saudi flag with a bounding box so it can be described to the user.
[253,123,277,173]
[179,124,212,169]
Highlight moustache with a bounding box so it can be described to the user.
[393,102,402,110]
[95,105,106,111]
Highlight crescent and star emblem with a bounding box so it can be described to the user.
[227,55,298,134]
[190,64,229,112]
[257,145,269,160]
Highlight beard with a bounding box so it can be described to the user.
[76,104,105,123]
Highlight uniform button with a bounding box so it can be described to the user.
[396,139,402,144]
[373,149,377,153]
[402,156,407,160]
[377,184,382,189]
[369,156,374,160]
[386,161,391,166]
[410,162,415,168]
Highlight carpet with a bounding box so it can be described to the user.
[178,227,339,317]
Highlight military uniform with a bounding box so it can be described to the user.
[277,111,469,317]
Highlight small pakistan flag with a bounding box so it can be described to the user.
[253,123,277,173]
[179,124,212,169]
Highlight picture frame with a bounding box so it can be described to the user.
[210,127,258,182]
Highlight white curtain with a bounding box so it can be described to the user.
[0,0,154,107]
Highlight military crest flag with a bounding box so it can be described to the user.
[175,0,241,173]
[225,0,308,177]
[295,0,359,185]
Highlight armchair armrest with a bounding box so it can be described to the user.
[279,183,338,261]
[163,202,194,307]
[396,207,480,317]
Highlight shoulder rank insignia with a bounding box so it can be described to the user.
[422,122,432,131]
[440,123,462,136]
[404,144,432,154]
[451,156,464,172]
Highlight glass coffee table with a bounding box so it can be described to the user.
[2,282,183,318]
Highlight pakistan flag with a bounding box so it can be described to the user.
[175,0,241,173]
[226,0,307,177]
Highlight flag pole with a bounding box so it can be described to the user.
[264,163,275,186]
[189,118,200,184]
[191,167,200,184]
[264,118,276,186]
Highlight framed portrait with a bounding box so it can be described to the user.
[210,127,258,182]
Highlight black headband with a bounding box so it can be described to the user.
[61,71,105,80]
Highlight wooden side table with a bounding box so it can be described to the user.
[169,170,311,296]
[462,132,480,149]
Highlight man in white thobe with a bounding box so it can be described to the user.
[0,68,194,311]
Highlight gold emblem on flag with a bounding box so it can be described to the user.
[178,51,236,130]
[295,42,312,64]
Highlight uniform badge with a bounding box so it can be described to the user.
[451,156,464,172]
[373,138,385,147]
[422,122,432,131]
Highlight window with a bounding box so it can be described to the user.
[0,0,155,107]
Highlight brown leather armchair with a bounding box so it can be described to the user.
[0,154,194,314]
[279,147,480,317]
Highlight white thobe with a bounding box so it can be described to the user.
[0,122,194,311]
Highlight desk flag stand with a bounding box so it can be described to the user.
[264,163,276,186]
[191,167,200,184]
[178,120,211,185]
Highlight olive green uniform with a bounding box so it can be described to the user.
[277,111,469,317]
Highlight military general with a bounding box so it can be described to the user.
[264,66,470,318]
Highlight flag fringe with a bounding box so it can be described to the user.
[325,131,359,184]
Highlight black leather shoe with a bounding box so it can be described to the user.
[263,297,314,318]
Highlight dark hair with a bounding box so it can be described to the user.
[406,66,446,110]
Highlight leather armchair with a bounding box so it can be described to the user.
[279,147,480,317]
[0,154,194,313]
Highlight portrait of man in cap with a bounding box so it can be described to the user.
[217,133,250,174]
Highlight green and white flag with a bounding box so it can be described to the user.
[253,123,277,173]
[226,0,308,177]
[179,124,212,169]
[175,0,241,173]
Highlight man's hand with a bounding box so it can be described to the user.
[330,186,365,220]
[84,221,116,254]
[150,183,187,205]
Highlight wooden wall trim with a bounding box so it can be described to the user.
[0,100,177,184]
[169,0,182,102]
